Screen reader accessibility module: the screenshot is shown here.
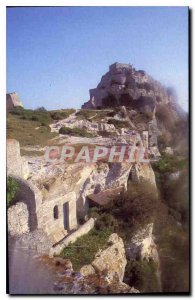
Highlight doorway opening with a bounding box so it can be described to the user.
[63,202,69,230]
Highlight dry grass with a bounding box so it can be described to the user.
[7,113,58,147]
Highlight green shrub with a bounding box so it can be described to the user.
[88,207,101,219]
[50,109,75,121]
[153,154,187,174]
[110,182,158,227]
[107,118,129,129]
[60,228,112,270]
[75,110,96,121]
[10,107,24,115]
[95,213,118,231]
[125,260,159,292]
[10,108,52,126]
[7,177,19,207]
[59,126,96,138]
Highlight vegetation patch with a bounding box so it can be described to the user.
[153,153,189,292]
[60,228,112,271]
[20,149,44,156]
[89,181,159,241]
[154,210,189,292]
[10,107,52,125]
[125,260,159,292]
[50,109,75,121]
[76,109,114,123]
[7,176,19,207]
[75,110,97,121]
[152,154,187,174]
[7,114,58,147]
[59,126,97,138]
[107,118,129,129]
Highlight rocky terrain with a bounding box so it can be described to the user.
[7,63,189,294]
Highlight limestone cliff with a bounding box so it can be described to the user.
[82,62,186,152]
[82,62,176,111]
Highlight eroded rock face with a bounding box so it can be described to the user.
[80,264,96,277]
[91,233,127,282]
[82,62,169,110]
[126,223,159,263]
[39,254,139,294]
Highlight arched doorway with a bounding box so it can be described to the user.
[12,178,38,231]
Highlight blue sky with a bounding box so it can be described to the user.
[7,6,189,110]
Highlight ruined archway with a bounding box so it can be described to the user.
[12,178,39,231]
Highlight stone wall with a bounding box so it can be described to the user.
[8,202,29,236]
[7,139,23,178]
[37,192,78,244]
[11,177,78,244]
[7,139,29,179]
[13,179,42,231]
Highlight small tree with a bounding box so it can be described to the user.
[7,177,19,207]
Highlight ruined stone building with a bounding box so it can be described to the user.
[7,139,78,244]
[7,134,156,252]
[6,92,23,111]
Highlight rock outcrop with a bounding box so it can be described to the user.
[126,223,159,263]
[81,62,184,150]
[82,62,169,110]
[79,233,127,283]
[39,253,139,294]
[126,224,161,292]
[80,264,96,277]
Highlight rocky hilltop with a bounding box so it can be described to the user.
[82,62,187,154]
[83,62,173,110]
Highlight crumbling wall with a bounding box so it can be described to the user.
[13,178,42,231]
[8,202,29,236]
[7,139,29,179]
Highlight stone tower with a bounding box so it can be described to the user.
[6,92,23,111]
